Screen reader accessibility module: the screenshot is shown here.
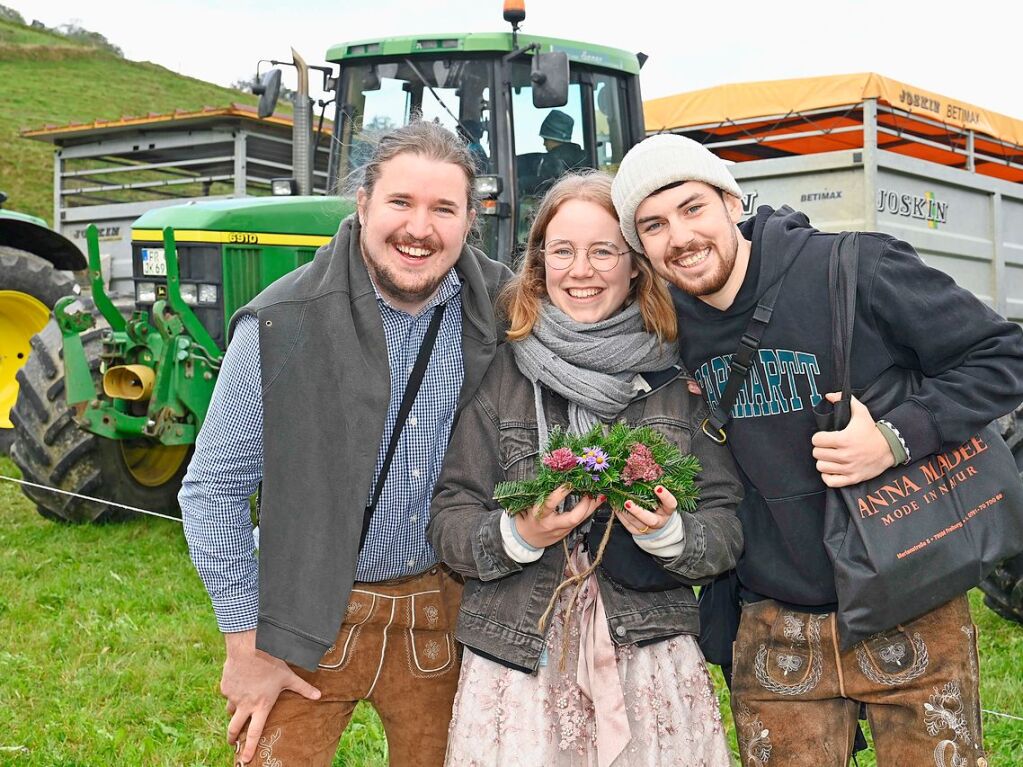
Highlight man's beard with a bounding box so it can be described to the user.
[662,230,738,297]
[361,230,450,307]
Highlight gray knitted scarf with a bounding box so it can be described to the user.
[512,301,679,448]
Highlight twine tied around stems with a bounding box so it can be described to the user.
[537,509,617,672]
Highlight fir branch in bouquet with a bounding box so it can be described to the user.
[493,422,702,517]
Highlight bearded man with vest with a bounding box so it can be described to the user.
[180,121,512,766]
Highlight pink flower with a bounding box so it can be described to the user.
[542,447,579,472]
[621,443,662,486]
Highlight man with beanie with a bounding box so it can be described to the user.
[521,109,588,194]
[611,133,1023,766]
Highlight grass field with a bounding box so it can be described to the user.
[1,454,1020,765]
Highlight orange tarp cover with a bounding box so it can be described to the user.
[644,73,1023,149]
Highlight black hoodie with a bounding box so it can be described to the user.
[674,206,1023,608]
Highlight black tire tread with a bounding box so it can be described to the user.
[0,249,78,456]
[29,332,58,380]
[10,318,188,523]
[982,407,1023,625]
[13,367,48,422]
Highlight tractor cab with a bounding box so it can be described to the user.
[243,2,645,262]
[326,29,643,260]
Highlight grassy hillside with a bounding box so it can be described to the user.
[0,17,259,224]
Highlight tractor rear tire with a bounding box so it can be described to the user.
[980,408,1023,625]
[0,248,78,454]
[9,318,191,523]
[980,555,1023,625]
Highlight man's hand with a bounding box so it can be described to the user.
[514,485,603,549]
[222,630,321,765]
[811,392,897,488]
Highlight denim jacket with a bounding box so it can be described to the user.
[428,344,744,671]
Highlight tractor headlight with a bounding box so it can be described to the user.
[271,178,298,196]
[474,175,502,197]
[136,281,157,303]
[198,283,219,305]
[179,283,198,306]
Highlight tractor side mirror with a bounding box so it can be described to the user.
[255,69,283,118]
[530,51,568,108]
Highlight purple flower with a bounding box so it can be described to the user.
[578,447,609,473]
[621,443,662,486]
[542,447,578,472]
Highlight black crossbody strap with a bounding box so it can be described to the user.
[361,302,447,547]
[828,232,859,431]
[701,274,786,443]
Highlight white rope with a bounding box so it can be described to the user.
[0,746,29,753]
[0,474,182,524]
[983,708,1023,722]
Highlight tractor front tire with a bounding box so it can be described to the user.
[10,318,190,523]
[0,248,78,454]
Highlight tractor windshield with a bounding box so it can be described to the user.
[332,53,638,263]
[336,57,495,187]
[507,60,631,244]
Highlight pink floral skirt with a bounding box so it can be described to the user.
[445,573,731,767]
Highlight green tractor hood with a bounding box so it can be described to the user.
[132,196,353,242]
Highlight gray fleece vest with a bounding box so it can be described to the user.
[230,215,510,669]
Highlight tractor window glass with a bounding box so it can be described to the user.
[337,58,494,182]
[592,73,628,175]
[508,60,594,245]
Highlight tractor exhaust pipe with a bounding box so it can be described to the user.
[103,364,156,402]
[291,47,313,196]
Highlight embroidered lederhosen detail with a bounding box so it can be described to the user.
[258,727,283,767]
[406,590,454,677]
[423,604,440,628]
[754,611,826,696]
[960,624,985,750]
[318,592,378,672]
[960,626,979,681]
[782,613,805,642]
[924,681,973,767]
[735,703,773,766]
[855,628,930,686]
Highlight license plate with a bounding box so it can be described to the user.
[141,247,167,277]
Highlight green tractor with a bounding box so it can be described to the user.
[9,6,646,522]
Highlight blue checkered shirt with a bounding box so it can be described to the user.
[180,270,464,633]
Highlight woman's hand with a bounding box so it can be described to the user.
[615,485,677,536]
[514,485,604,549]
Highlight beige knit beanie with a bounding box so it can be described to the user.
[611,134,742,253]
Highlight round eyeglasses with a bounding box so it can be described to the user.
[542,241,629,272]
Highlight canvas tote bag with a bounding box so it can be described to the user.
[815,232,1023,649]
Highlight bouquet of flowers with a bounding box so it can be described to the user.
[493,422,701,516]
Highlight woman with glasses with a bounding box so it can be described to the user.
[429,171,742,766]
